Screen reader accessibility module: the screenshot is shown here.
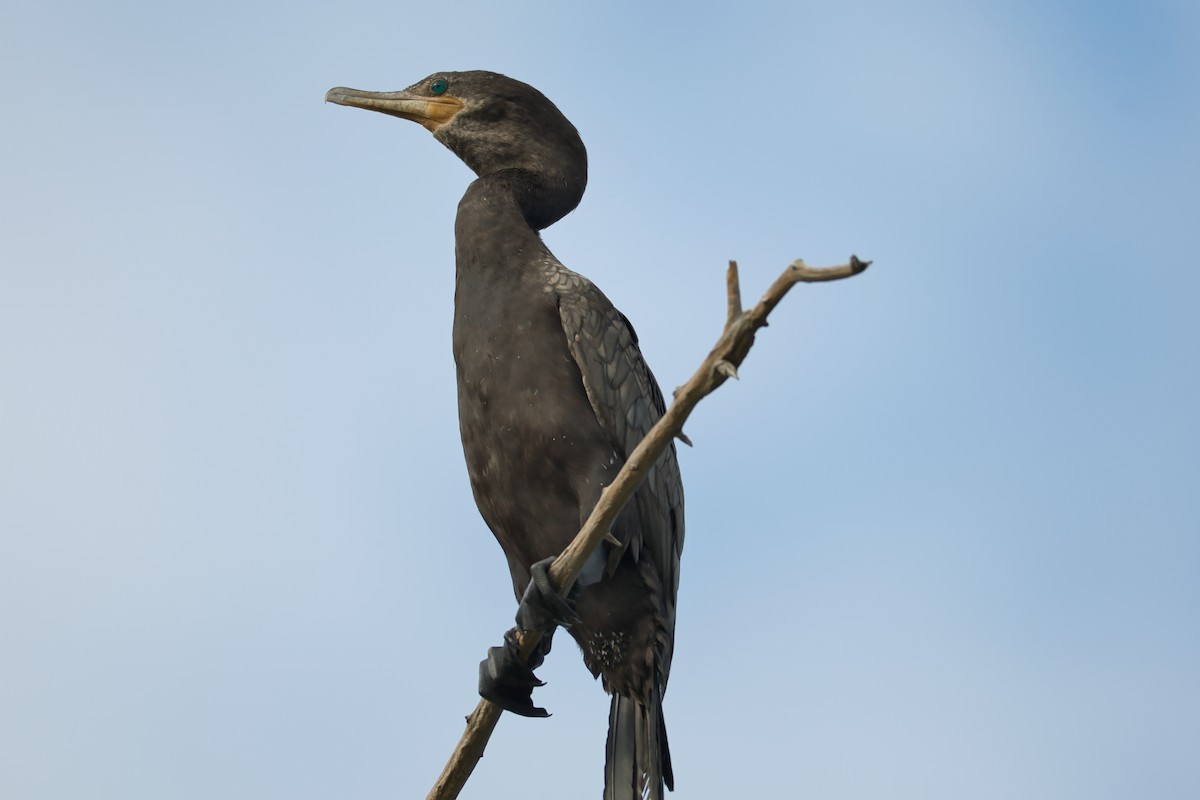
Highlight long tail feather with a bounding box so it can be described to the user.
[604,690,672,800]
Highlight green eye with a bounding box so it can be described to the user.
[430,79,448,95]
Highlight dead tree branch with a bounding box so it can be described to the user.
[426,255,871,800]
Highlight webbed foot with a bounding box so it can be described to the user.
[478,627,552,717]
[515,556,581,632]
[478,558,581,717]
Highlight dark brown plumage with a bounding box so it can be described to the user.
[326,71,683,800]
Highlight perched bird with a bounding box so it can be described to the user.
[326,71,684,800]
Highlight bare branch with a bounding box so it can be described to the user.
[725,259,742,328]
[426,255,871,800]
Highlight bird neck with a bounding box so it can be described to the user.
[454,175,546,280]
[469,168,582,232]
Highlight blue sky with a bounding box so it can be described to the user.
[2,1,1197,798]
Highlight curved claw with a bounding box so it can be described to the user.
[516,556,581,632]
[478,628,550,717]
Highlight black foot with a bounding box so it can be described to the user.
[478,558,579,718]
[516,556,581,633]
[479,627,552,717]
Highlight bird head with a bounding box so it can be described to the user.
[326,71,587,202]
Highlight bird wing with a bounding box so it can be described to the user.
[552,265,685,648]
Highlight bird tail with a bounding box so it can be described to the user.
[605,689,673,800]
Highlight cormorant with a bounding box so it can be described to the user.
[326,71,684,800]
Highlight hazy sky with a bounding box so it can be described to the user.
[2,1,1197,799]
